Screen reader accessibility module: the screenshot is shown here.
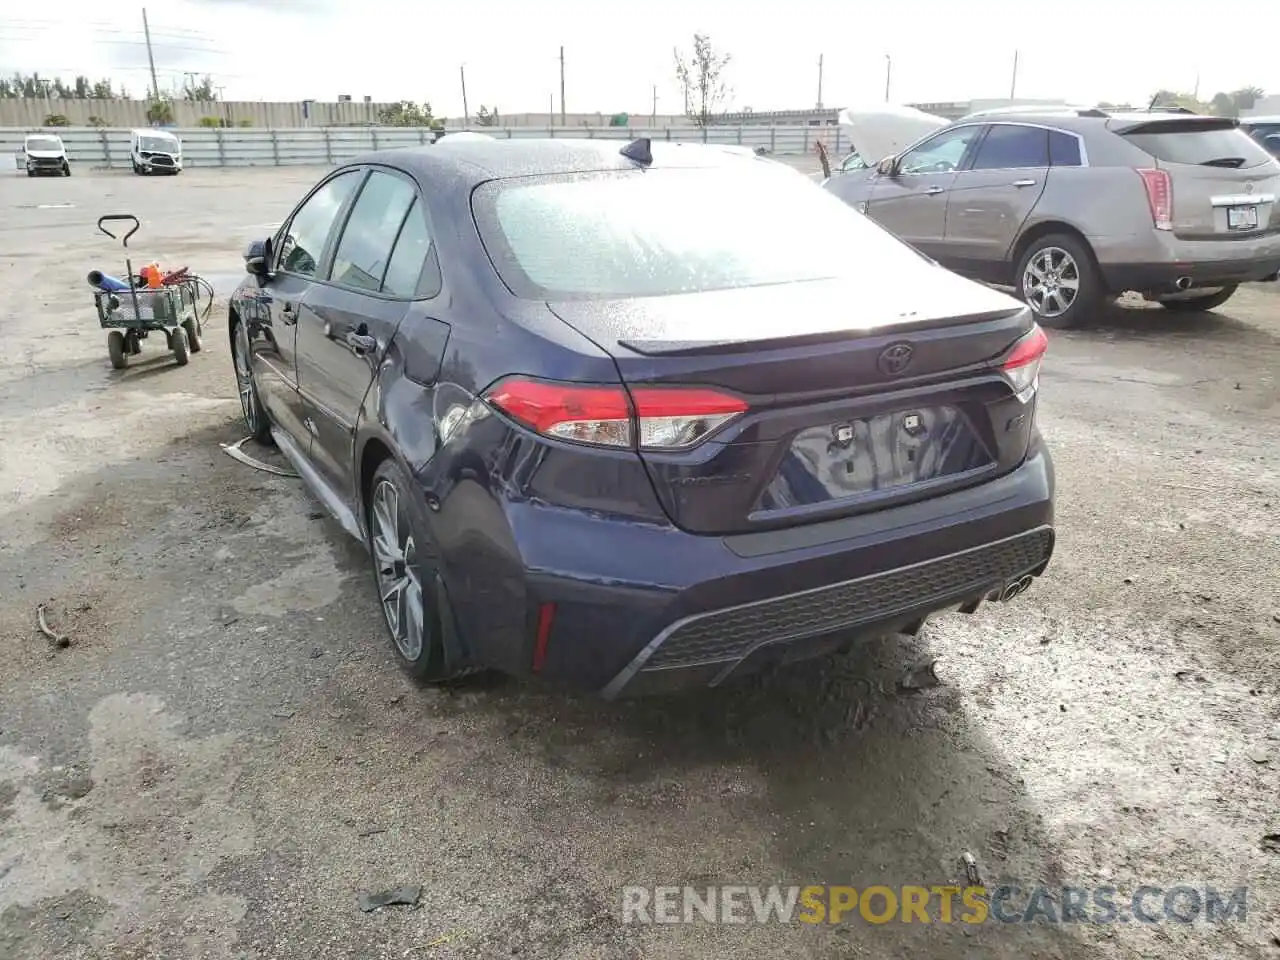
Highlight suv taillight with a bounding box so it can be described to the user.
[1001,324,1048,403]
[1136,168,1173,231]
[483,377,748,450]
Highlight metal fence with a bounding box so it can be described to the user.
[4,125,848,170]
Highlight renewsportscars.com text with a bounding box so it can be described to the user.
[621,884,1248,925]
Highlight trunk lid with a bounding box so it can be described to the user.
[1114,116,1280,238]
[548,272,1037,535]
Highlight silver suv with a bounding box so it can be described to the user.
[824,108,1280,327]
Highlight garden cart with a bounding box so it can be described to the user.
[93,214,210,370]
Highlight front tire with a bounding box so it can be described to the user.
[62,162,70,176]
[1158,284,1238,313]
[233,321,272,442]
[367,458,469,684]
[1015,234,1103,329]
[107,331,127,370]
[170,325,190,366]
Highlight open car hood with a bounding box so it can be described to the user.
[837,104,949,164]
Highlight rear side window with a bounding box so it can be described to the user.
[971,125,1048,169]
[329,171,417,292]
[1049,130,1082,166]
[1121,125,1275,168]
[381,199,440,298]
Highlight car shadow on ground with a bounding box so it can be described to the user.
[0,417,1104,959]
[1079,297,1272,344]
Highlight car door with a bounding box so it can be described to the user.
[943,123,1051,271]
[864,124,985,259]
[249,168,364,448]
[293,167,428,503]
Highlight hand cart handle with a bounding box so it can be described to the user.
[97,214,141,247]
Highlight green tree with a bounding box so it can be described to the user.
[377,100,434,126]
[43,114,71,126]
[146,97,174,124]
[0,72,123,99]
[474,105,500,127]
[183,74,217,101]
[1148,89,1207,113]
[674,33,731,126]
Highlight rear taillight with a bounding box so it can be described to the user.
[1001,324,1048,403]
[1136,168,1173,231]
[483,377,748,450]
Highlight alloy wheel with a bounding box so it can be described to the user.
[1022,246,1080,320]
[371,479,426,662]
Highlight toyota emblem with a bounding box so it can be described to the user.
[1245,181,1255,194]
[877,342,914,377]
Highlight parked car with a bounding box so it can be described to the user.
[130,129,183,175]
[228,138,1055,697]
[20,133,71,176]
[825,108,1280,327]
[1239,116,1280,158]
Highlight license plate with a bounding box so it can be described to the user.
[1227,205,1258,230]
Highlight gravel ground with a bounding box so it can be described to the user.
[0,162,1278,960]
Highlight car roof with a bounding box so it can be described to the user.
[132,128,178,137]
[349,138,761,187]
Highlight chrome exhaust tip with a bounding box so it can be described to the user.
[1175,276,1193,291]
[993,574,1035,602]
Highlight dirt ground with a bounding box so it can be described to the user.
[0,161,1277,960]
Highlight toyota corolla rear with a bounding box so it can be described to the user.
[438,154,1055,696]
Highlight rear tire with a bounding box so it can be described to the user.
[182,318,202,353]
[1014,233,1103,329]
[1158,284,1238,313]
[170,326,190,366]
[107,331,127,370]
[367,457,471,684]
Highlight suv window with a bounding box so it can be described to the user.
[898,126,982,174]
[972,125,1048,169]
[329,171,417,292]
[1122,125,1275,169]
[381,199,439,298]
[278,170,362,278]
[1049,130,1083,166]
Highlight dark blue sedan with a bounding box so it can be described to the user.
[228,137,1055,697]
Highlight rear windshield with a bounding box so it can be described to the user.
[1121,125,1274,169]
[25,137,63,152]
[471,165,932,300]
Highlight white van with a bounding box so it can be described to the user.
[130,129,183,175]
[20,133,71,177]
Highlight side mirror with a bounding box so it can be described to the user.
[876,155,898,176]
[244,237,271,277]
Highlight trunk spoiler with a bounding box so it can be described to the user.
[1108,115,1238,135]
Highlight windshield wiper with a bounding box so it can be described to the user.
[1200,157,1246,168]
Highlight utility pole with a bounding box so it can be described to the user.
[651,85,658,125]
[1010,50,1019,99]
[559,46,566,126]
[1192,72,1200,100]
[884,55,892,103]
[816,53,824,109]
[549,93,554,126]
[141,8,160,101]
[459,64,469,126]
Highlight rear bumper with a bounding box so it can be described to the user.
[1100,256,1280,292]
[482,439,1055,697]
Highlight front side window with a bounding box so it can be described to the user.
[277,170,362,279]
[898,126,982,174]
[328,171,417,293]
[971,125,1049,170]
[472,164,936,301]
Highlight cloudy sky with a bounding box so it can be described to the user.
[1,0,1275,117]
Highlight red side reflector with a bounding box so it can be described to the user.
[531,602,556,673]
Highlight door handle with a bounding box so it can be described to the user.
[345,331,378,355]
[925,186,945,195]
[1012,179,1037,187]
[280,303,297,325]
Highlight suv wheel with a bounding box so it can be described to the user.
[1157,284,1238,313]
[1015,234,1102,329]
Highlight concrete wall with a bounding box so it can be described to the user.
[3,124,852,171]
[0,98,392,128]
